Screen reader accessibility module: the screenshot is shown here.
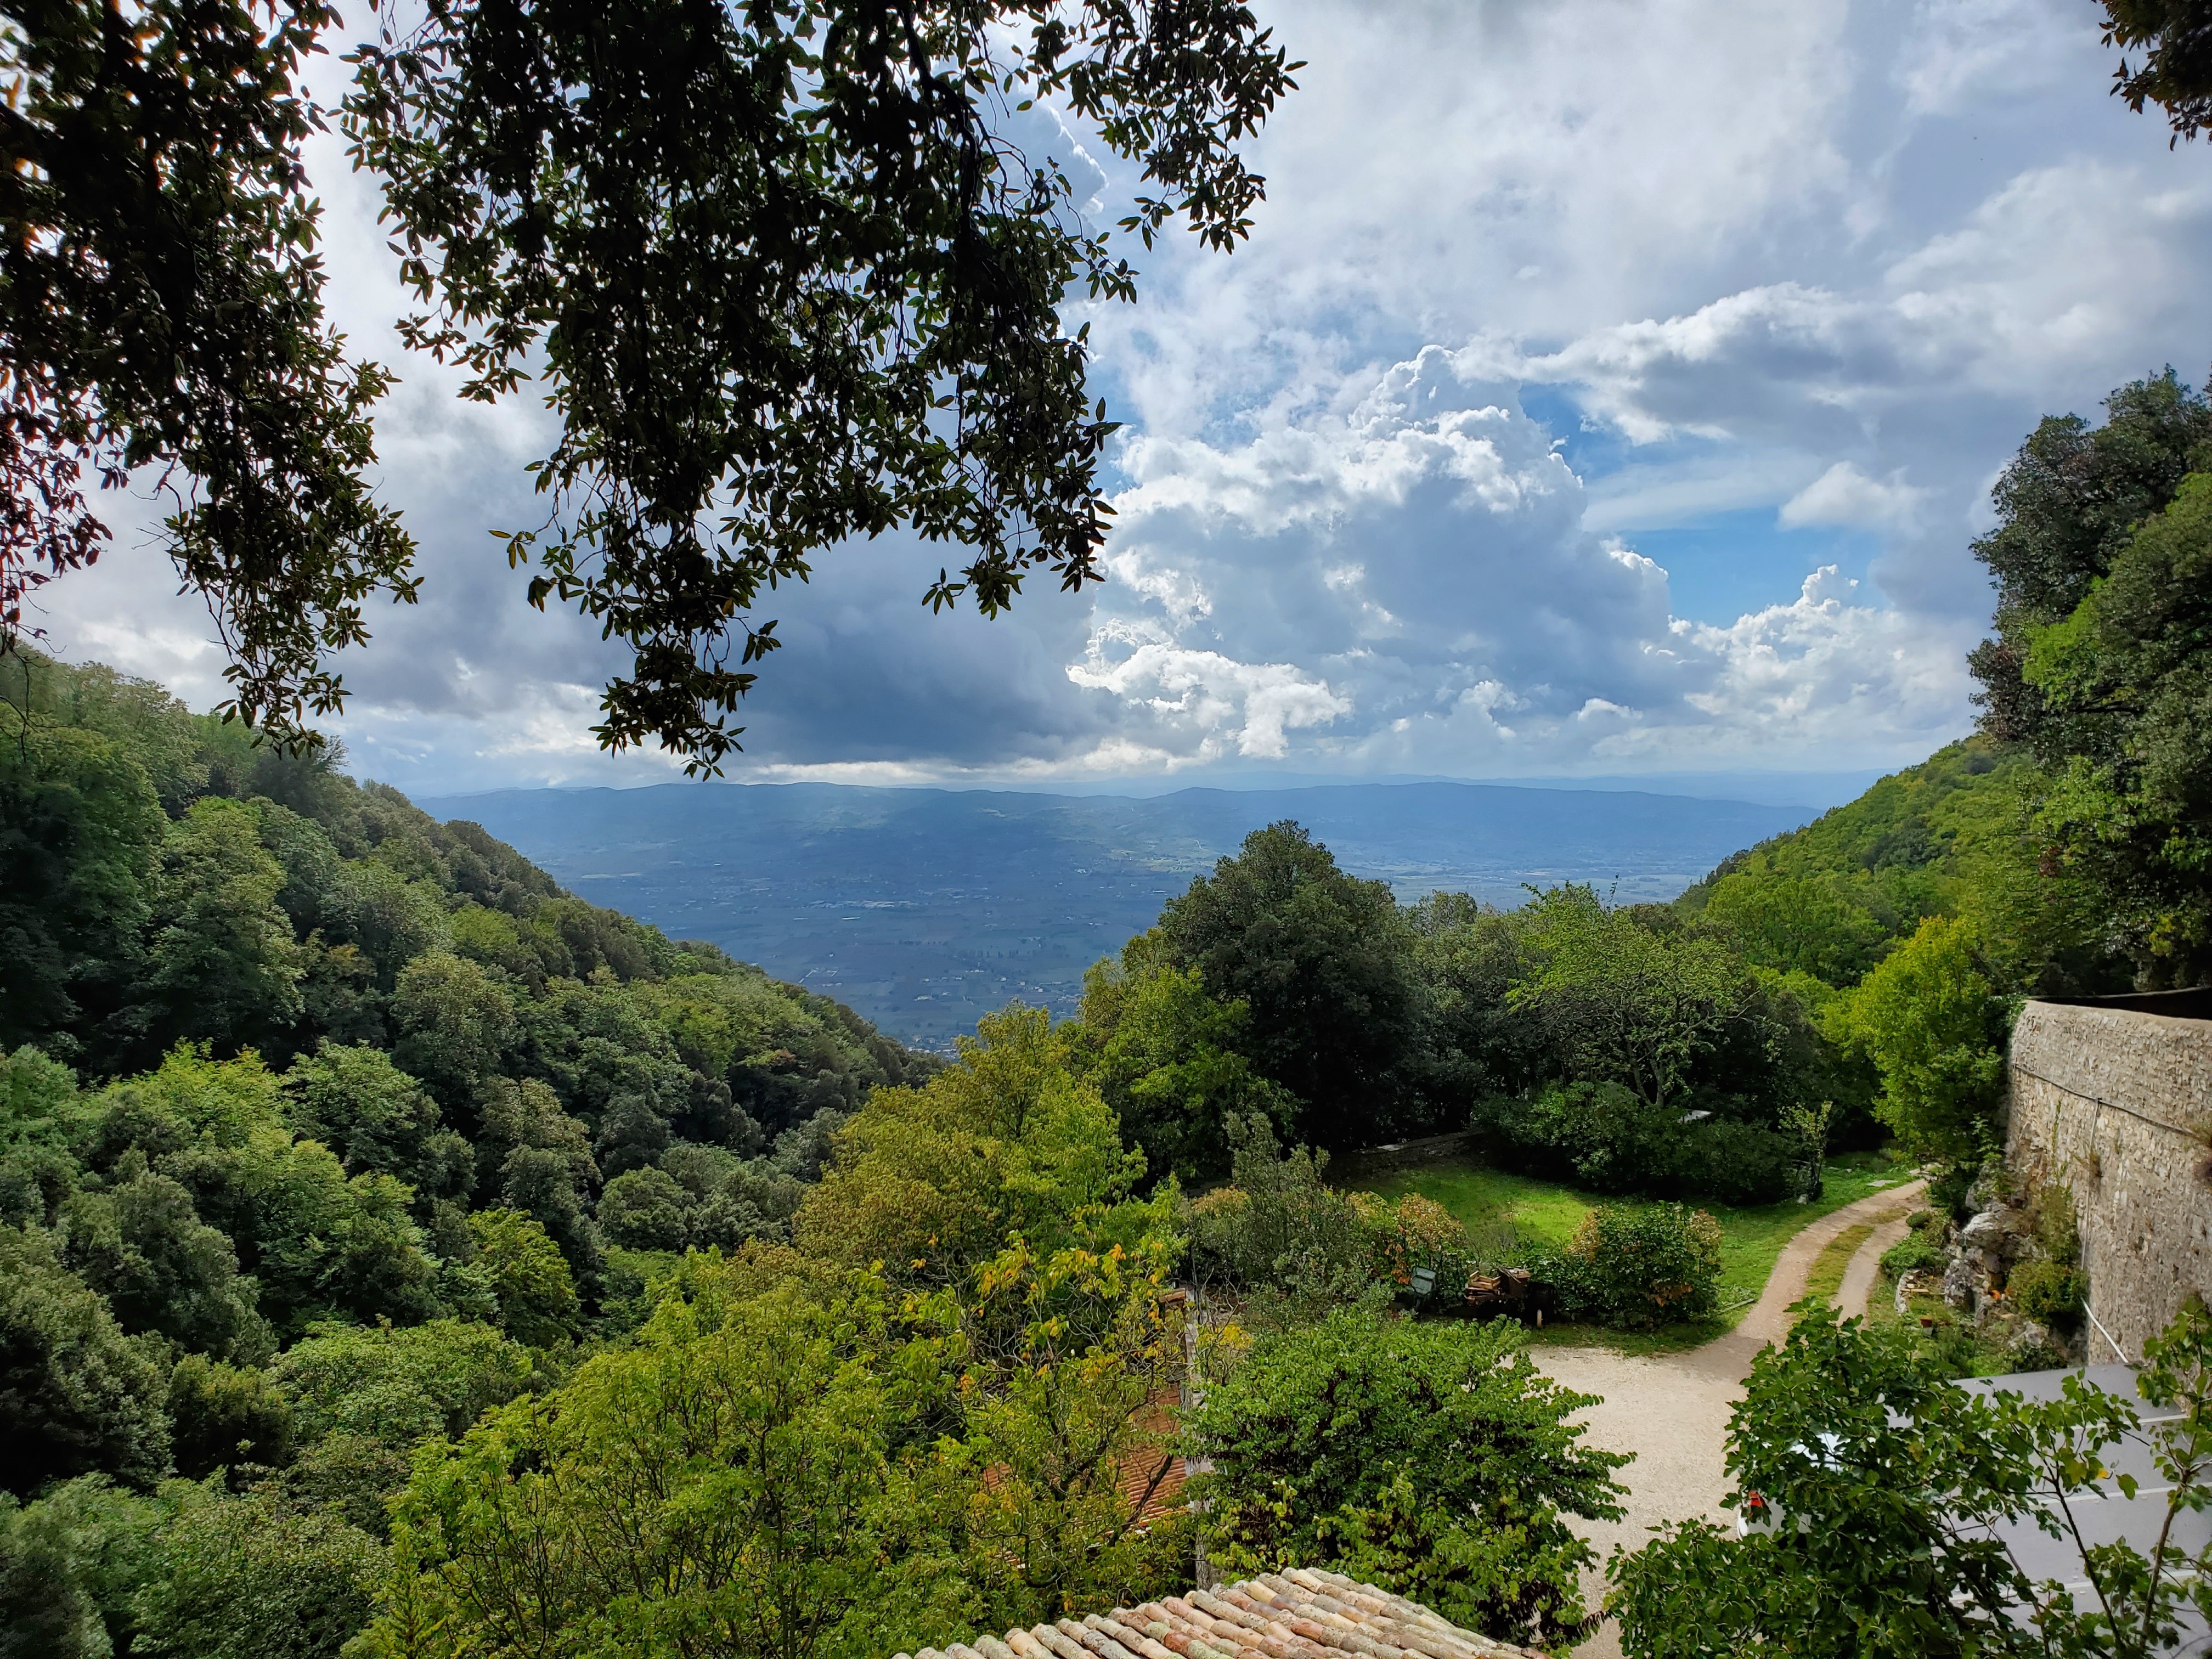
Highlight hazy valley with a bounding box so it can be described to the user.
[418,779,1817,1045]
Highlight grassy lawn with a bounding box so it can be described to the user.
[1803,1223,1877,1306]
[1358,1148,1916,1354]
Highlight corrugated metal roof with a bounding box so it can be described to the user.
[894,1567,1544,1659]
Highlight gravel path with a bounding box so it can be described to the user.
[1836,1209,1917,1321]
[1534,1178,1927,1657]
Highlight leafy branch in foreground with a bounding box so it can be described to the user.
[2100,0,2212,144]
[0,0,416,745]
[346,0,1300,770]
[3,0,1294,766]
[1609,1300,2212,1658]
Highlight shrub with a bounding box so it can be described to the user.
[1918,1314,1985,1380]
[1558,1205,1722,1329]
[1184,1309,1628,1649]
[1479,1082,1672,1193]
[1180,1116,1374,1304]
[1519,1242,1595,1317]
[2024,1178,2080,1267]
[1355,1192,1474,1287]
[2007,1325,2069,1372]
[2006,1259,2086,1325]
[1670,1119,1796,1206]
[1395,1192,1470,1260]
[1476,1085,1795,1205]
[1927,1161,1976,1222]
[1879,1234,1947,1280]
[1182,1185,1253,1274]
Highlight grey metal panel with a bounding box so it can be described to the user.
[1945,1367,2205,1655]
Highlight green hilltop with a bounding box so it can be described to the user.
[1676,738,2127,1000]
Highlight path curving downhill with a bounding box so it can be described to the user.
[1836,1209,1918,1323]
[1536,1178,1926,1658]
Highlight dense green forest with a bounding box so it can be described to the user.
[0,646,1848,1657]
[0,661,2039,1656]
[7,0,2210,1644]
[3,368,2208,1658]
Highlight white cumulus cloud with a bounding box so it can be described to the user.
[24,0,2209,794]
[1780,462,1932,530]
[1056,347,1978,777]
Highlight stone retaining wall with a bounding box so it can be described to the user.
[2006,1001,2212,1362]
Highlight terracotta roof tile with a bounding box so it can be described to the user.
[894,1570,1543,1659]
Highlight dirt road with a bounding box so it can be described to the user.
[1536,1178,1926,1657]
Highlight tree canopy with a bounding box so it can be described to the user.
[0,0,414,738]
[2026,471,2212,981]
[1967,369,2210,750]
[1185,1308,1628,1649]
[1,0,1297,763]
[1965,369,2212,983]
[2100,0,2212,144]
[1154,822,1425,1148]
[1612,1302,2212,1658]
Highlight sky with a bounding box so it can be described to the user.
[30,0,2212,798]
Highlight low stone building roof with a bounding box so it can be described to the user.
[894,1567,1543,1659]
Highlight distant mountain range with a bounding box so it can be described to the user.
[415,781,1815,1047]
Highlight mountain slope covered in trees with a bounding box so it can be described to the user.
[2,645,935,1339]
[0,650,977,1652]
[1675,737,2128,1000]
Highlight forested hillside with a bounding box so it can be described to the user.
[1,370,2205,1659]
[4,648,928,1086]
[1677,738,2128,1000]
[2,652,946,1551]
[1658,369,2211,1178]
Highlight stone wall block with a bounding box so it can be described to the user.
[1960,1209,2008,1249]
[2006,1002,2212,1362]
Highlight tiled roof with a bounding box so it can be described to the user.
[894,1567,1544,1659]
[1115,1388,1187,1524]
